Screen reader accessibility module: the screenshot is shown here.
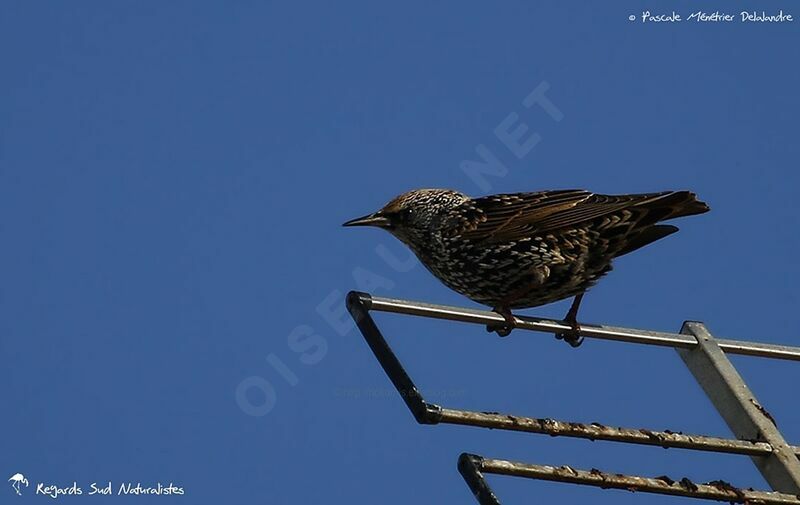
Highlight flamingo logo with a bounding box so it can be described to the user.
[8,474,29,496]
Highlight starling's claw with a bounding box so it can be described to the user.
[566,334,584,347]
[487,307,515,337]
[488,325,514,337]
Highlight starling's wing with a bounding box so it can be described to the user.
[448,189,593,242]
[452,190,706,244]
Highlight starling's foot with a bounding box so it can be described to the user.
[556,320,584,347]
[555,294,585,348]
[486,307,515,337]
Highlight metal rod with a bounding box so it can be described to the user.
[458,454,501,505]
[439,408,800,457]
[363,294,800,361]
[473,454,800,504]
[345,291,441,424]
[678,322,800,494]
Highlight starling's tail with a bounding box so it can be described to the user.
[638,191,710,222]
[614,191,709,257]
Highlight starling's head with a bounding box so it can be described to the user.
[343,188,469,244]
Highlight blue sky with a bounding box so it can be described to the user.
[2,1,798,503]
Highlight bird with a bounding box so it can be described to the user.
[8,473,29,495]
[343,188,709,347]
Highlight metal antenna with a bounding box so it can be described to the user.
[347,291,800,504]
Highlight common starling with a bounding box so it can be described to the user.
[343,188,709,346]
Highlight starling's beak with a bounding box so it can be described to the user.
[342,212,392,228]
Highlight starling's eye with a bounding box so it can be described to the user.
[401,208,415,220]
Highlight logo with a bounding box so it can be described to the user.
[8,473,29,496]
[6,473,185,498]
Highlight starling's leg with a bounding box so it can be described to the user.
[555,293,584,347]
[486,306,516,337]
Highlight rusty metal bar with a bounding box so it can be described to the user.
[466,454,800,504]
[678,322,800,494]
[362,293,800,361]
[439,408,798,457]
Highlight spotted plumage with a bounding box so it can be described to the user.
[344,188,709,345]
